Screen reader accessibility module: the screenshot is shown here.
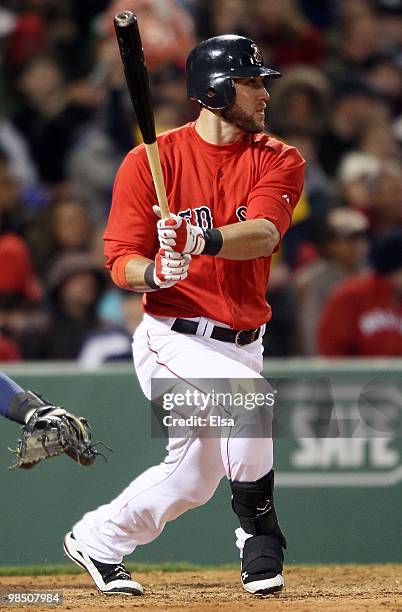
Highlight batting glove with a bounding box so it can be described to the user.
[153,205,205,255]
[153,248,191,289]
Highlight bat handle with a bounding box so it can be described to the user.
[144,142,170,219]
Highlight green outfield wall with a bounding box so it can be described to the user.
[0,360,401,567]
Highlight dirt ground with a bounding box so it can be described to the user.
[0,565,401,612]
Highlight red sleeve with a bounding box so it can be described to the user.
[246,144,305,237]
[317,286,357,357]
[104,146,159,289]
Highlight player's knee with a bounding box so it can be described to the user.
[228,438,273,481]
[178,470,223,513]
[183,474,221,507]
[160,480,219,525]
[139,472,221,528]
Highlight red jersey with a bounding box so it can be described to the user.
[318,274,402,356]
[104,122,305,329]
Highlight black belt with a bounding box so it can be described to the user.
[171,319,261,347]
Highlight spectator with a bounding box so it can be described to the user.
[91,226,148,339]
[0,152,27,235]
[318,81,389,177]
[0,293,34,363]
[364,162,402,235]
[89,223,127,326]
[364,52,402,116]
[28,197,93,276]
[284,129,336,218]
[374,0,402,51]
[263,262,298,357]
[210,0,248,36]
[358,120,401,164]
[18,252,119,360]
[296,208,369,355]
[337,0,376,24]
[0,233,42,302]
[277,129,336,270]
[99,0,195,71]
[318,231,402,356]
[11,54,102,187]
[0,119,37,186]
[269,66,331,137]
[152,66,195,132]
[0,333,20,361]
[0,230,42,362]
[299,0,338,29]
[248,0,326,68]
[337,151,381,209]
[78,326,132,368]
[4,7,46,70]
[120,294,144,336]
[329,9,382,78]
[66,34,137,217]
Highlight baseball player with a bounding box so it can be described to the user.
[63,35,305,597]
[0,371,99,468]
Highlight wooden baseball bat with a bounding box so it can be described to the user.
[114,11,170,219]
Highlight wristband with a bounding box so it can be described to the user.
[144,263,160,290]
[202,228,223,256]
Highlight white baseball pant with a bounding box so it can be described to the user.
[73,314,273,563]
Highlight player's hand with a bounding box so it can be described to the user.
[153,205,205,255]
[153,248,191,288]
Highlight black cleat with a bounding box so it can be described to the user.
[240,534,284,595]
[63,531,143,596]
[241,568,284,595]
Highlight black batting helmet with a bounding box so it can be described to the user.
[186,35,281,110]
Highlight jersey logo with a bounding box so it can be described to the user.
[236,206,247,222]
[282,194,290,204]
[194,206,213,230]
[178,206,213,229]
[251,43,263,65]
[178,205,246,228]
[178,208,193,222]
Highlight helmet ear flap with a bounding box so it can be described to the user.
[201,76,235,110]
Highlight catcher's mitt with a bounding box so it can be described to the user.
[9,393,110,470]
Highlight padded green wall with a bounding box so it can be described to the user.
[1,360,401,566]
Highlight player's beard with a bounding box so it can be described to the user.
[221,103,265,134]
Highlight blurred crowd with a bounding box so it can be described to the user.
[0,0,401,363]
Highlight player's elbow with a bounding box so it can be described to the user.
[259,221,280,257]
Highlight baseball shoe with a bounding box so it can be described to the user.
[63,532,143,596]
[240,534,284,596]
[241,570,284,595]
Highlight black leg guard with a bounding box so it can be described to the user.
[231,470,286,546]
[231,470,286,594]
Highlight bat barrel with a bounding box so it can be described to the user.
[114,11,135,26]
[114,11,170,217]
[114,10,156,144]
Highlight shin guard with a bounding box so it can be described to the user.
[231,470,286,590]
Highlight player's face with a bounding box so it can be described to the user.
[221,76,270,133]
